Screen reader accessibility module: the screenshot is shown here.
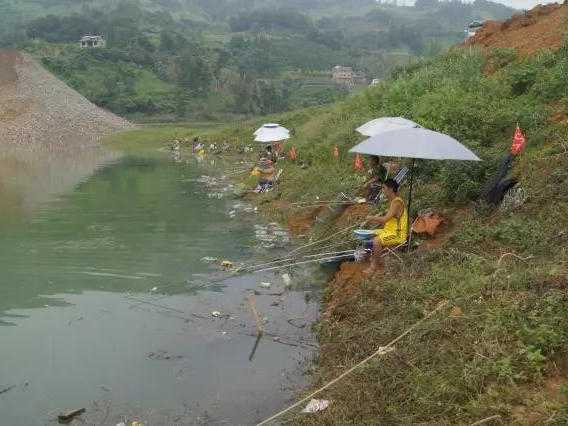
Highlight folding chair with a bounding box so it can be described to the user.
[369,166,410,204]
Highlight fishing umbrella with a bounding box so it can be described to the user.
[254,123,290,143]
[350,127,480,248]
[356,117,421,137]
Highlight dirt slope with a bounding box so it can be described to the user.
[0,50,133,147]
[465,2,568,55]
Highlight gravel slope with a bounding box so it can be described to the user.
[0,49,134,148]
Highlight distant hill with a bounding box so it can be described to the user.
[0,0,517,120]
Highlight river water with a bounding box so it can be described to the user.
[0,145,321,425]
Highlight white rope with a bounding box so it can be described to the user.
[256,300,449,426]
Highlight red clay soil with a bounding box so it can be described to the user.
[334,203,370,228]
[465,3,568,56]
[287,206,327,236]
[322,261,378,320]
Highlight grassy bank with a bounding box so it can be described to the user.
[209,45,568,424]
[116,43,568,423]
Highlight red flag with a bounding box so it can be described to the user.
[511,126,526,156]
[288,146,297,161]
[333,145,339,159]
[353,153,365,171]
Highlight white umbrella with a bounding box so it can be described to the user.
[356,117,421,137]
[350,128,480,161]
[254,123,290,143]
[350,127,480,250]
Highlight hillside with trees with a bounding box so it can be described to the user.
[0,0,515,120]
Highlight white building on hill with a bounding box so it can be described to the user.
[80,35,106,49]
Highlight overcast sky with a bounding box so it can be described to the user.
[495,0,558,9]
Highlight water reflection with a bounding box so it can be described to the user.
[0,146,320,425]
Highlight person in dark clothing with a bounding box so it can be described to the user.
[263,145,278,163]
[483,154,518,206]
[363,156,388,203]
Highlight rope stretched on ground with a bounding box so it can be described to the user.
[256,300,449,426]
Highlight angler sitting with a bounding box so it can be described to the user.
[363,178,408,275]
[254,157,275,193]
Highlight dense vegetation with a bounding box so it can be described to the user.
[1,0,514,120]
[183,42,567,423]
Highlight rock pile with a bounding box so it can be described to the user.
[0,50,133,148]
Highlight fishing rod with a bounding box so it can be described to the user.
[302,249,356,259]
[251,253,356,273]
[236,224,359,272]
[287,224,359,257]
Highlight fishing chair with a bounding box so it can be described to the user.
[368,166,410,204]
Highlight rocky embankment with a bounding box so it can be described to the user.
[0,49,133,148]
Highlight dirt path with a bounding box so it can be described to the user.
[0,49,133,148]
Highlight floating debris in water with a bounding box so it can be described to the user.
[200,256,218,264]
[207,192,224,199]
[221,260,234,269]
[227,202,256,219]
[254,223,290,249]
[211,311,222,318]
[282,273,292,287]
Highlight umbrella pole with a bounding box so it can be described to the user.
[406,159,416,252]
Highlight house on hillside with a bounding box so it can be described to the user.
[80,35,106,49]
[332,65,367,89]
[332,65,353,86]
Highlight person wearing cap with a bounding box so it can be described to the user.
[364,178,408,275]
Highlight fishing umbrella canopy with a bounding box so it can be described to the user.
[350,127,480,161]
[350,127,480,249]
[356,117,421,137]
[254,123,290,143]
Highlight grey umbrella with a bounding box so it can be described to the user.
[350,127,480,161]
[356,117,421,137]
[349,127,481,249]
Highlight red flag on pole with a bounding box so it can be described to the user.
[353,153,365,171]
[511,126,526,156]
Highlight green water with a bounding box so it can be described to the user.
[0,147,320,425]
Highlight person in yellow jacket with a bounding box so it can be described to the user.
[364,178,408,275]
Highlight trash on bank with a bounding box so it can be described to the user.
[260,282,272,289]
[302,399,331,413]
[57,408,86,424]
